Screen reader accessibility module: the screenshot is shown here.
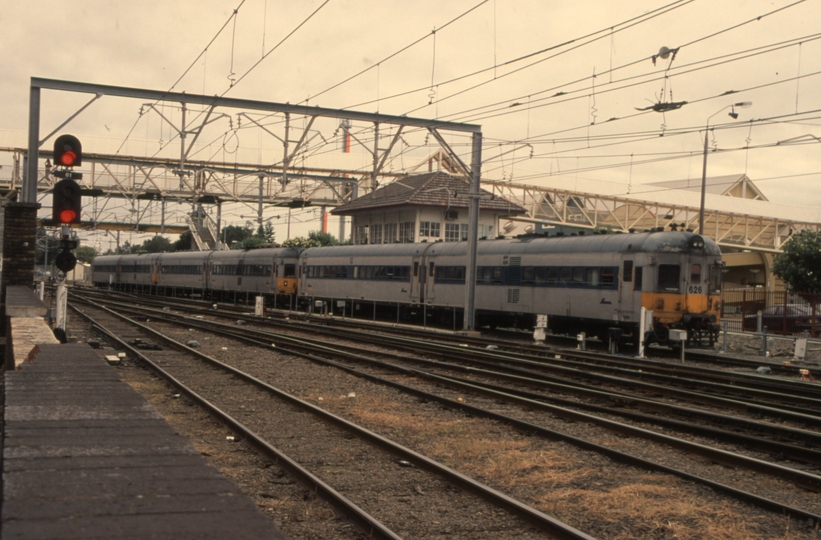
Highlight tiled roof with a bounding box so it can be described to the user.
[331,172,526,215]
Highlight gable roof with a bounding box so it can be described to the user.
[645,174,768,201]
[331,172,527,215]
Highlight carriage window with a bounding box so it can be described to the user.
[634,267,643,291]
[522,267,535,284]
[491,267,504,284]
[601,268,615,287]
[709,265,723,295]
[559,267,572,284]
[623,260,633,282]
[572,267,585,285]
[658,264,680,292]
[413,262,419,277]
[587,267,600,286]
[547,268,559,284]
[690,264,702,283]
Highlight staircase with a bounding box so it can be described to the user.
[185,205,220,250]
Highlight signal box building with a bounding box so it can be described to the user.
[332,172,526,245]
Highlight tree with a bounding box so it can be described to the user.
[772,229,821,292]
[103,241,133,255]
[282,230,340,248]
[232,222,278,249]
[139,235,172,253]
[256,222,275,242]
[172,231,193,251]
[236,236,268,250]
[221,224,253,248]
[74,246,97,264]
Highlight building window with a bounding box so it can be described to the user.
[370,224,382,244]
[420,221,441,238]
[384,223,397,243]
[399,222,415,243]
[445,223,468,242]
[355,225,368,245]
[479,224,494,239]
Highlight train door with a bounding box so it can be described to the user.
[236,254,245,287]
[504,256,530,312]
[620,259,636,317]
[411,255,424,303]
[204,252,214,291]
[298,259,308,296]
[418,244,436,304]
[150,256,159,286]
[426,261,436,303]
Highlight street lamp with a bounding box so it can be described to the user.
[699,101,752,234]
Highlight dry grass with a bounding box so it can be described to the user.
[339,392,816,539]
[536,481,766,540]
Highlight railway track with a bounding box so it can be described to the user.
[68,290,821,537]
[70,298,593,539]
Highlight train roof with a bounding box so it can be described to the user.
[93,247,302,265]
[302,243,432,258]
[303,231,720,258]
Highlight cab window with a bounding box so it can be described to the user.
[709,265,723,295]
[658,264,680,292]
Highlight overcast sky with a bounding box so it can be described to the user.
[2,0,820,248]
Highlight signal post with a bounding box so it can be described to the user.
[50,135,83,340]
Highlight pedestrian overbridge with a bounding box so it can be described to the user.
[485,177,821,254]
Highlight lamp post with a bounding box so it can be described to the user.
[699,101,752,234]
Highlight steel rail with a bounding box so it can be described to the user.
[71,302,596,540]
[334,331,821,425]
[69,307,404,540]
[73,298,821,526]
[72,294,821,450]
[165,300,818,402]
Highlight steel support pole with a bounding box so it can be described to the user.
[216,201,222,249]
[24,85,41,203]
[699,126,709,235]
[258,174,264,224]
[463,131,482,331]
[371,122,380,191]
[282,112,290,189]
[55,282,67,334]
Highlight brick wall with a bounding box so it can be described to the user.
[1,202,40,337]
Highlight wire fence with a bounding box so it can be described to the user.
[721,289,821,337]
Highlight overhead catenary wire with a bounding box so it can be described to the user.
[88,0,821,240]
[410,0,806,120]
[340,0,693,113]
[306,0,490,104]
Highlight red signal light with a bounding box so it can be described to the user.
[52,178,82,225]
[53,134,82,168]
[59,209,77,223]
[59,151,77,167]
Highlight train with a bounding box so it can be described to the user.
[91,229,723,348]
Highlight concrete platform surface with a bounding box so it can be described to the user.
[2,343,286,540]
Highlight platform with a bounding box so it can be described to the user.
[2,343,286,539]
